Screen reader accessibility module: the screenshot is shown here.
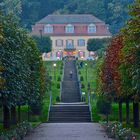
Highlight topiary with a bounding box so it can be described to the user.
[57,76,61,81]
[80,76,84,81]
[56,96,60,102]
[57,83,60,89]
[81,83,85,89]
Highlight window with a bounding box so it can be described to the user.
[66,40,74,49]
[44,24,53,33]
[56,39,63,47]
[88,24,96,33]
[65,24,74,33]
[78,39,85,46]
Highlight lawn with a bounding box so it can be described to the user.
[77,60,97,102]
[44,60,63,104]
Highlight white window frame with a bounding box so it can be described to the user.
[65,24,74,33]
[88,24,96,33]
[44,24,53,33]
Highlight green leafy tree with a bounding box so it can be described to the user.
[87,38,110,52]
[0,0,22,15]
[121,0,140,128]
[0,13,47,128]
[33,36,52,53]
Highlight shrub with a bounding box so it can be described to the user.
[57,83,60,89]
[60,65,63,70]
[81,83,85,89]
[60,71,63,75]
[56,96,60,102]
[101,122,140,140]
[0,121,32,140]
[96,96,112,122]
[57,76,61,81]
[79,71,81,74]
[80,76,84,81]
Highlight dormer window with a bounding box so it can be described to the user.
[44,24,53,33]
[88,24,96,33]
[65,24,74,33]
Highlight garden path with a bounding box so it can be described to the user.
[24,123,112,140]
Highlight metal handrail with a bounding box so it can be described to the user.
[76,61,82,101]
[60,60,65,101]
[47,91,52,121]
[88,91,92,121]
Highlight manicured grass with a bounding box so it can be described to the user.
[77,60,97,103]
[44,60,63,104]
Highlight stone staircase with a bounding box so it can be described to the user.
[49,60,91,123]
[49,103,91,122]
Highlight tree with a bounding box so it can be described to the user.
[100,35,124,122]
[0,0,22,15]
[121,0,140,127]
[87,38,110,52]
[33,36,52,53]
[18,0,133,33]
[0,13,47,128]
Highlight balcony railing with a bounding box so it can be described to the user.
[64,45,76,51]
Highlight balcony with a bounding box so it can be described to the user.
[64,45,76,51]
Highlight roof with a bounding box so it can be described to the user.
[37,14,104,24]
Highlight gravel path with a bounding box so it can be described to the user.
[24,123,112,140]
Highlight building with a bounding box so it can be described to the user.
[31,14,111,60]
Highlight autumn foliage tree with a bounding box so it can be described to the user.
[97,0,140,128]
[100,35,124,122]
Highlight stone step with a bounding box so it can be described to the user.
[61,99,81,103]
[51,105,89,111]
[49,117,91,122]
[55,102,86,105]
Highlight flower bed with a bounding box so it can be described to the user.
[0,121,32,140]
[101,122,140,140]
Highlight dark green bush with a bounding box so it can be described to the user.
[57,83,60,89]
[96,96,112,122]
[81,83,85,89]
[0,121,32,140]
[79,71,81,74]
[56,96,60,102]
[60,71,63,75]
[80,76,84,81]
[57,76,61,81]
[60,65,63,70]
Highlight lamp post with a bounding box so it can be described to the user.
[53,63,56,81]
